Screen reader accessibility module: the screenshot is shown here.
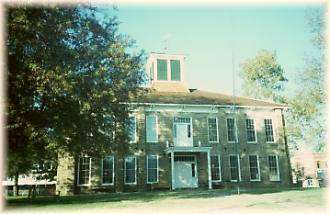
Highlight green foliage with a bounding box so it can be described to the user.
[286,7,326,152]
[6,6,146,178]
[240,49,287,103]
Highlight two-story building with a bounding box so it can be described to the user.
[56,52,292,195]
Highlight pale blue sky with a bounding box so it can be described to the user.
[100,4,323,97]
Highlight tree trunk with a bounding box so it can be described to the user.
[13,172,19,196]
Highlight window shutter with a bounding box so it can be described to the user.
[146,115,158,142]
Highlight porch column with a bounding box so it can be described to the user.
[207,151,212,189]
[171,151,175,190]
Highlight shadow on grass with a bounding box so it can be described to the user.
[5,187,306,208]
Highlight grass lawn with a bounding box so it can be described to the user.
[4,187,327,214]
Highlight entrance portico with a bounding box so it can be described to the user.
[165,146,213,190]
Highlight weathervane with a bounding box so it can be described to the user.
[162,33,172,52]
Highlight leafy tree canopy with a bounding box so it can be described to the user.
[6,5,146,178]
[240,49,288,103]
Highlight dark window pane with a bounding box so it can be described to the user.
[170,60,180,81]
[264,119,274,142]
[157,59,167,80]
[227,118,236,142]
[229,155,239,181]
[246,119,256,142]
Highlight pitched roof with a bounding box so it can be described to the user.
[131,89,287,108]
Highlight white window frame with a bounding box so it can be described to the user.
[207,117,219,143]
[264,118,275,143]
[128,115,137,144]
[246,118,257,143]
[146,114,158,143]
[269,155,280,181]
[154,58,183,83]
[124,156,137,185]
[226,117,238,143]
[101,156,114,186]
[229,154,241,182]
[249,155,261,182]
[173,116,193,146]
[211,155,222,181]
[146,155,159,184]
[77,156,92,187]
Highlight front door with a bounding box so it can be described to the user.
[173,156,198,189]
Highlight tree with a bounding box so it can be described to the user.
[240,49,288,103]
[6,5,146,195]
[286,7,325,152]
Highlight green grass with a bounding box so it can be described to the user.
[5,187,326,211]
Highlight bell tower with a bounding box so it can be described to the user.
[146,52,188,92]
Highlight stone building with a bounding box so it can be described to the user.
[56,52,292,195]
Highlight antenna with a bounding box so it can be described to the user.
[231,13,240,196]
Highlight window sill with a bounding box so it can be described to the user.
[211,180,222,182]
[247,141,257,144]
[230,180,239,182]
[250,179,261,182]
[209,141,219,144]
[228,141,237,144]
[101,183,114,186]
[147,181,159,184]
[270,179,281,182]
[146,141,158,144]
[266,141,276,144]
[124,183,137,185]
[77,184,91,187]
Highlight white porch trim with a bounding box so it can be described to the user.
[166,146,213,190]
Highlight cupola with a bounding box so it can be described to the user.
[146,52,188,92]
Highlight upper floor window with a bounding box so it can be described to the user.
[227,118,237,142]
[246,119,256,142]
[264,119,274,142]
[208,117,219,142]
[146,115,158,143]
[127,116,136,143]
[170,60,181,81]
[157,59,167,80]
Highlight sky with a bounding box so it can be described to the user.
[99,4,323,97]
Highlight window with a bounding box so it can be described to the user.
[264,119,274,142]
[268,155,280,181]
[147,155,158,183]
[211,155,221,181]
[208,118,219,142]
[102,156,114,185]
[146,115,158,143]
[157,59,167,80]
[246,119,256,142]
[229,155,240,182]
[127,116,136,143]
[249,155,260,181]
[78,157,91,186]
[170,60,181,81]
[125,156,137,184]
[227,118,237,142]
